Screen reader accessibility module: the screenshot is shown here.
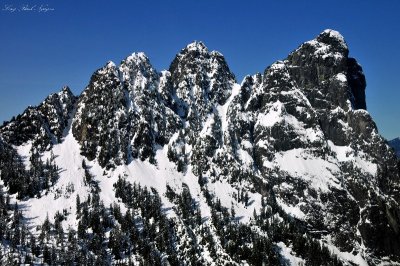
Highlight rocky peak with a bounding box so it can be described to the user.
[60,85,73,96]
[44,86,76,111]
[95,61,116,76]
[39,86,77,139]
[124,51,148,62]
[288,30,348,87]
[184,41,209,54]
[42,86,72,104]
[286,29,367,112]
[0,86,76,149]
[73,52,181,168]
[120,52,154,75]
[282,30,370,147]
[72,60,126,165]
[82,61,122,98]
[316,29,348,53]
[105,60,116,68]
[168,41,235,131]
[119,52,159,96]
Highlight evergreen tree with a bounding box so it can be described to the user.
[76,194,81,216]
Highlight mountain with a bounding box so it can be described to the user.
[0,29,399,265]
[389,137,400,157]
[1,86,76,150]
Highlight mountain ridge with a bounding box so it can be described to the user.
[0,29,399,265]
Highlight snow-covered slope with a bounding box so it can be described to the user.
[1,29,399,265]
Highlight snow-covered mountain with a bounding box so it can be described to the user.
[0,29,399,265]
[389,137,400,158]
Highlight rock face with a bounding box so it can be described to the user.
[389,137,400,157]
[223,30,400,261]
[1,30,399,265]
[168,42,235,130]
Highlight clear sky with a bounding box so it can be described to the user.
[1,0,399,139]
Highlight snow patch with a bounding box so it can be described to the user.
[322,29,347,49]
[15,141,32,170]
[335,73,347,83]
[276,198,306,220]
[257,101,285,128]
[216,83,241,135]
[207,179,262,224]
[327,141,377,176]
[274,149,341,192]
[18,126,89,230]
[323,236,369,266]
[277,241,306,266]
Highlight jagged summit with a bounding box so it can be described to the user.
[120,51,158,87]
[44,85,75,107]
[172,40,230,70]
[184,40,209,53]
[105,60,117,68]
[297,29,349,62]
[60,85,72,93]
[167,40,235,129]
[317,29,348,50]
[124,51,148,62]
[121,52,155,74]
[286,29,366,114]
[183,41,225,58]
[0,85,76,149]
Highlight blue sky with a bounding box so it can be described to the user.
[1,0,399,139]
